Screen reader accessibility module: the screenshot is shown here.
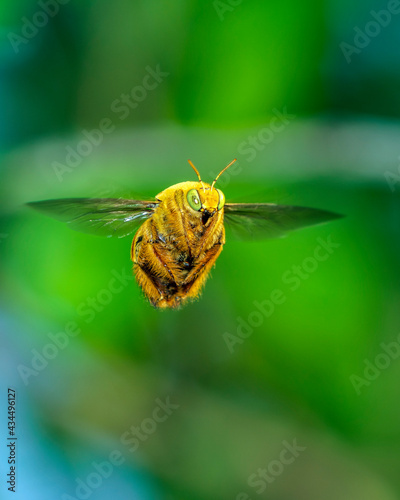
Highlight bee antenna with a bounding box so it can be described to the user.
[188,159,206,192]
[211,159,237,191]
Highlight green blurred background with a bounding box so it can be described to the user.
[1,1,400,499]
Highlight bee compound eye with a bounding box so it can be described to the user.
[217,189,225,210]
[187,189,202,211]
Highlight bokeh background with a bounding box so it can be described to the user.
[1,1,400,499]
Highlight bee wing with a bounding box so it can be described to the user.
[224,203,343,240]
[27,198,157,238]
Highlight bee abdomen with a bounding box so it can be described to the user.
[131,212,225,308]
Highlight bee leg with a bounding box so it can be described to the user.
[182,243,224,301]
[133,234,182,308]
[133,263,165,307]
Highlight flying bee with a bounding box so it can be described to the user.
[27,160,342,309]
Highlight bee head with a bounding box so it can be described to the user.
[186,185,224,217]
[186,158,236,219]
